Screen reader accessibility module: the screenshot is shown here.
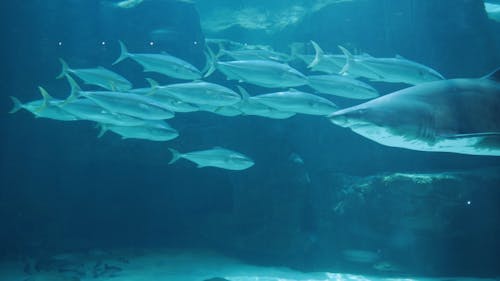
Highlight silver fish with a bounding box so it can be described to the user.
[129,82,199,113]
[113,41,204,80]
[56,58,132,91]
[168,147,254,170]
[339,46,445,85]
[214,60,308,88]
[252,89,338,116]
[98,120,179,141]
[9,87,78,121]
[307,74,379,100]
[197,104,242,117]
[236,86,296,119]
[77,91,175,120]
[149,80,241,106]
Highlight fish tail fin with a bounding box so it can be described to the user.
[113,40,130,65]
[168,148,182,164]
[97,124,108,138]
[237,85,250,100]
[145,78,159,95]
[203,45,217,78]
[308,40,324,69]
[338,45,353,75]
[56,58,70,79]
[9,96,23,114]
[64,74,82,103]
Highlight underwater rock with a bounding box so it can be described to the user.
[197,167,500,275]
[197,0,354,34]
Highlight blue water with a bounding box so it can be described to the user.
[1,0,500,279]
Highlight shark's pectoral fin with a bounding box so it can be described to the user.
[444,132,500,139]
[442,132,500,150]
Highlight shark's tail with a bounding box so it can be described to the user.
[56,58,70,79]
[308,40,325,69]
[168,148,182,164]
[9,96,23,114]
[113,40,131,65]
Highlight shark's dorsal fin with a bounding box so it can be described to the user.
[395,54,407,60]
[483,67,500,82]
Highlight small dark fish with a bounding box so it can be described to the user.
[204,278,232,281]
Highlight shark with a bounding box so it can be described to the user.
[328,68,500,156]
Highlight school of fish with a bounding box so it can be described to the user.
[10,39,500,171]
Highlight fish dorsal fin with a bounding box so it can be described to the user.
[97,124,108,138]
[110,81,117,91]
[39,86,55,102]
[63,75,82,104]
[360,52,373,58]
[337,45,354,75]
[35,87,51,112]
[308,40,324,69]
[237,86,250,100]
[483,67,500,82]
[395,54,407,60]
[145,78,159,88]
[203,45,217,78]
[56,58,70,79]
